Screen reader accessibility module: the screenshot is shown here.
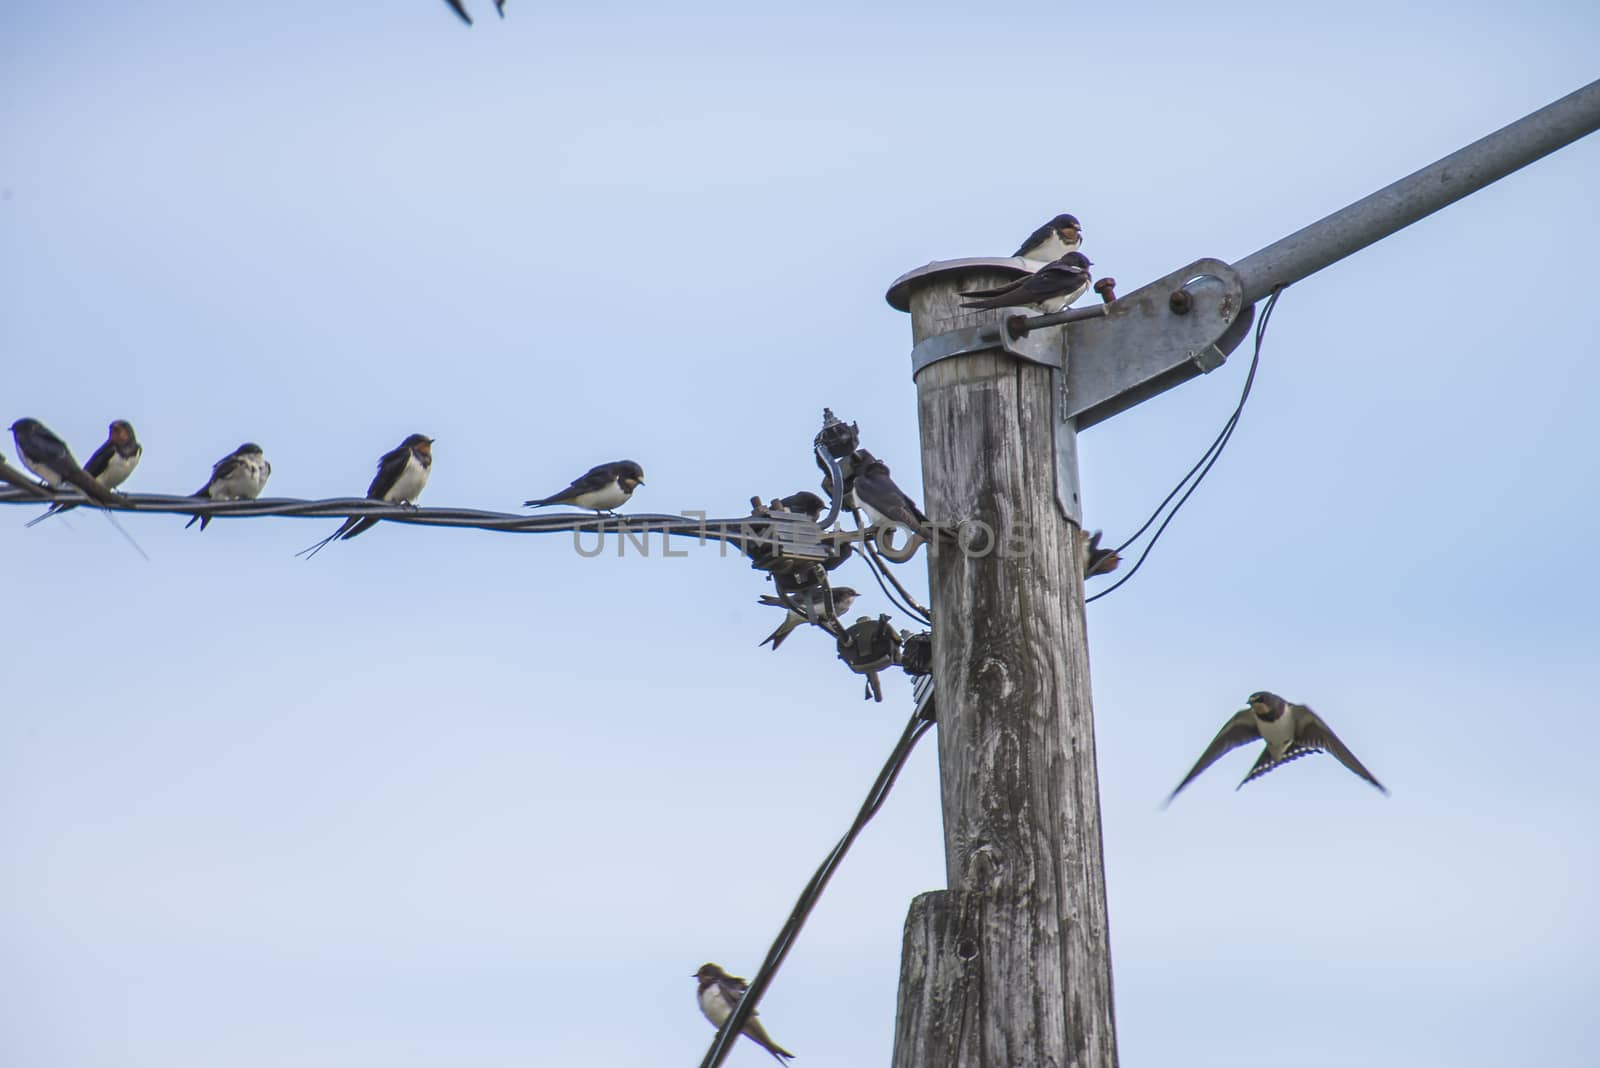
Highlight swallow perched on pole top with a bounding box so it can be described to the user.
[8,418,122,507]
[693,963,795,1064]
[1014,212,1084,261]
[187,443,271,530]
[298,434,432,557]
[1165,691,1388,805]
[758,585,859,650]
[960,251,1093,313]
[27,419,142,525]
[524,460,644,515]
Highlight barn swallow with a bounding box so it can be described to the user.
[758,585,859,650]
[1165,691,1388,805]
[27,419,142,525]
[524,460,644,514]
[959,252,1093,313]
[1083,529,1121,578]
[187,443,271,530]
[693,963,795,1064]
[8,418,121,507]
[0,450,51,499]
[442,0,504,25]
[298,434,433,557]
[852,455,929,536]
[775,491,827,521]
[1013,213,1083,260]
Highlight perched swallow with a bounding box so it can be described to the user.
[775,491,827,521]
[187,443,271,530]
[1166,691,1388,805]
[852,455,929,536]
[524,460,644,514]
[442,0,504,25]
[8,418,121,507]
[758,585,859,650]
[27,419,142,525]
[693,963,795,1064]
[959,251,1093,313]
[1083,529,1121,578]
[298,434,433,557]
[1013,212,1084,260]
[0,449,51,499]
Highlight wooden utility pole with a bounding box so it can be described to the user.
[887,266,1116,1068]
[881,76,1600,1068]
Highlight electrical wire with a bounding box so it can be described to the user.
[860,531,933,627]
[698,695,936,1068]
[1087,286,1284,605]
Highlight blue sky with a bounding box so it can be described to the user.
[3,2,1598,1066]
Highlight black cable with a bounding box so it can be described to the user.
[698,701,935,1068]
[853,522,933,628]
[860,533,934,626]
[1087,287,1283,604]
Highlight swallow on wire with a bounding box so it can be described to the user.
[693,963,795,1064]
[442,0,504,25]
[524,460,644,515]
[851,455,930,537]
[8,418,122,507]
[1014,212,1083,261]
[1165,691,1388,805]
[298,434,433,558]
[0,449,51,499]
[959,251,1093,313]
[758,585,859,650]
[26,419,141,526]
[1083,529,1121,578]
[187,443,271,530]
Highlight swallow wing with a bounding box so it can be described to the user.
[1165,709,1259,805]
[526,465,610,506]
[1297,710,1388,794]
[366,443,413,499]
[1012,220,1057,258]
[443,0,473,24]
[959,277,1029,300]
[83,437,116,479]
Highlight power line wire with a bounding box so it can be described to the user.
[1087,286,1284,604]
[699,681,936,1068]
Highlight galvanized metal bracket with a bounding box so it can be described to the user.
[909,318,1065,376]
[1060,257,1249,429]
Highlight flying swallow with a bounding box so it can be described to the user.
[959,251,1093,313]
[693,963,795,1064]
[298,434,433,558]
[0,449,51,499]
[442,0,504,25]
[187,443,271,530]
[1165,691,1388,805]
[27,419,142,525]
[8,419,121,507]
[758,585,859,650]
[524,460,644,514]
[1083,529,1121,578]
[851,455,930,536]
[1014,213,1083,260]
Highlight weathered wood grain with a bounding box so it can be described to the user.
[892,269,1118,1068]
